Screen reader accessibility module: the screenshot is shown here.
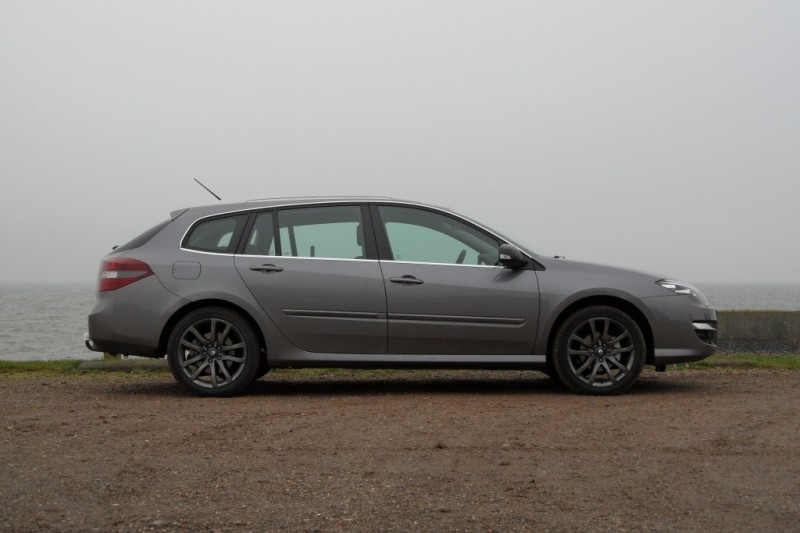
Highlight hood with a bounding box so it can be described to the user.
[534,256,676,300]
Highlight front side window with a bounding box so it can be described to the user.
[184,214,247,253]
[378,206,499,265]
[277,206,365,260]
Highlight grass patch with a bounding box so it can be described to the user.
[0,359,170,376]
[1,354,798,377]
[0,360,87,375]
[685,354,800,370]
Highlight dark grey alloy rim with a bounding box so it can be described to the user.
[566,317,636,388]
[177,318,248,389]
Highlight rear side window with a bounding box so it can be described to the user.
[114,220,171,253]
[184,214,248,254]
[277,206,365,259]
[244,212,277,256]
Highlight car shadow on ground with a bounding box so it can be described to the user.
[153,374,701,398]
[248,374,702,397]
[107,371,706,398]
[250,374,568,397]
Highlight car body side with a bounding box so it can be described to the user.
[88,199,716,370]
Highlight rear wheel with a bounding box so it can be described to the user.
[254,354,270,381]
[167,307,260,396]
[553,305,645,395]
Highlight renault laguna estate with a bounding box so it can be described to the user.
[86,197,717,396]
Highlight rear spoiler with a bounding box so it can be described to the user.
[170,208,189,220]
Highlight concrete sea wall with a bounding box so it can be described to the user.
[717,311,800,354]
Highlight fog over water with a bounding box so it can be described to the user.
[1,2,798,284]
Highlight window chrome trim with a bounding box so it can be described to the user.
[180,248,383,263]
[178,198,535,263]
[373,201,535,263]
[181,250,501,268]
[237,254,379,263]
[179,248,237,257]
[380,259,503,269]
[179,200,369,257]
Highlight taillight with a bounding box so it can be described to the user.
[99,258,154,292]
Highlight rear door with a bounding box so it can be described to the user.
[372,204,540,355]
[235,205,387,354]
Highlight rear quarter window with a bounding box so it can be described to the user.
[183,214,248,254]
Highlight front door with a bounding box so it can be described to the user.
[373,205,540,355]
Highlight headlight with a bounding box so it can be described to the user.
[656,279,695,295]
[657,279,711,307]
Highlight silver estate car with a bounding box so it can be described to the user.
[86,197,717,396]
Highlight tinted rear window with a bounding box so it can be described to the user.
[114,220,171,253]
[184,214,248,253]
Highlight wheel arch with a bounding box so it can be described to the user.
[545,296,655,365]
[158,299,268,359]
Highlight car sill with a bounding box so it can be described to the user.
[268,353,547,367]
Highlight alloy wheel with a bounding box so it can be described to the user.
[565,316,637,389]
[176,317,248,389]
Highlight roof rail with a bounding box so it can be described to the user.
[245,195,393,203]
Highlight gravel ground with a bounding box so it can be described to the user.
[2,368,799,532]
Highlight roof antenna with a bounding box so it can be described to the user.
[194,178,222,201]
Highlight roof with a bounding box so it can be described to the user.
[172,196,451,220]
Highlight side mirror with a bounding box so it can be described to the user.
[498,244,528,270]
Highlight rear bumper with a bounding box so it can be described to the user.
[83,332,163,358]
[83,332,95,351]
[87,276,187,358]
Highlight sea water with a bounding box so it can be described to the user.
[0,283,98,361]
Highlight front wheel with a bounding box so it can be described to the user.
[553,306,645,395]
[167,307,260,397]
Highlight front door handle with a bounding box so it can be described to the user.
[389,275,424,285]
[250,264,284,273]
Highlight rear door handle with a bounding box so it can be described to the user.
[250,264,284,273]
[389,275,424,285]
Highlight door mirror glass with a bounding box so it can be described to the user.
[498,244,528,270]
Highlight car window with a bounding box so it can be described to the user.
[244,212,277,256]
[378,206,500,265]
[277,206,365,260]
[184,214,247,254]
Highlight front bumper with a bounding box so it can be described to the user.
[636,294,717,365]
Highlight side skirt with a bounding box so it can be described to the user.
[267,352,547,370]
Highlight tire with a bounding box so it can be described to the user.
[553,305,645,395]
[254,355,270,381]
[167,307,260,397]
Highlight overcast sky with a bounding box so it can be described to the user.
[1,1,798,284]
